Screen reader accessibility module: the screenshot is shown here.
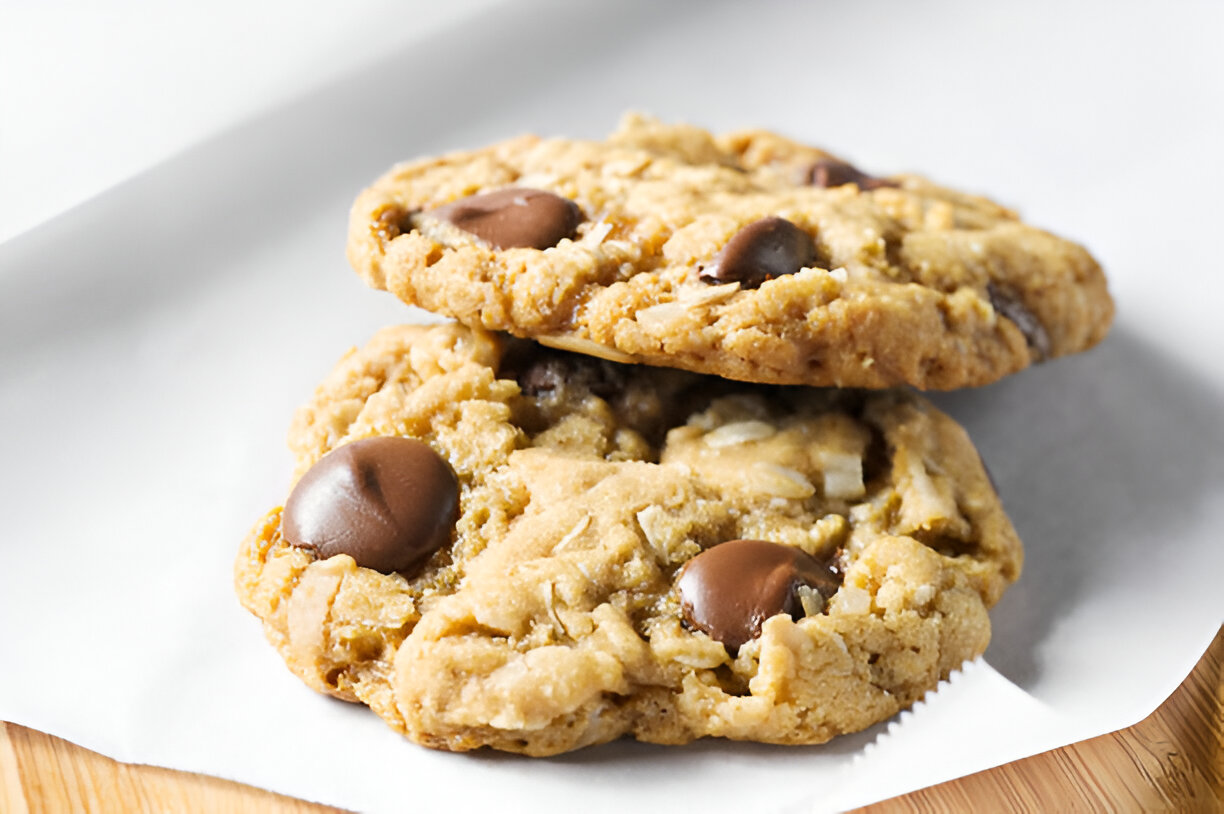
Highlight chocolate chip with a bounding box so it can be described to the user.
[282,437,459,575]
[499,342,627,400]
[426,187,582,250]
[805,158,896,190]
[699,217,817,288]
[677,539,841,653]
[516,358,565,397]
[987,283,1051,360]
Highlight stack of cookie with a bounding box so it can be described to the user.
[235,114,1113,756]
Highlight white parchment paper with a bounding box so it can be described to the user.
[2,2,1222,811]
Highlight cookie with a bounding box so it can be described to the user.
[346,113,1113,390]
[235,323,1022,755]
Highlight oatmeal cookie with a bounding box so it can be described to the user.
[234,324,1022,755]
[346,114,1112,389]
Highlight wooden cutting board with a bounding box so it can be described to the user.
[3,628,1219,812]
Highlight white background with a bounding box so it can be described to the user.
[0,0,503,243]
[2,2,1222,812]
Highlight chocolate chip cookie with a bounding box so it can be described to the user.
[347,114,1113,390]
[234,323,1023,755]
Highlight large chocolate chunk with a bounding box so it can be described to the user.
[677,539,841,653]
[699,217,817,288]
[427,187,582,250]
[805,158,896,190]
[987,283,1051,360]
[282,437,459,575]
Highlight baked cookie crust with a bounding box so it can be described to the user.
[346,114,1113,390]
[235,324,1023,755]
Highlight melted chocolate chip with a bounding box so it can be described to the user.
[805,158,896,190]
[987,283,1051,360]
[677,539,842,653]
[427,187,582,250]
[699,217,817,288]
[282,437,459,575]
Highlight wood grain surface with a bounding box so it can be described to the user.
[2,627,1219,813]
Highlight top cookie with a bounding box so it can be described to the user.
[348,114,1113,390]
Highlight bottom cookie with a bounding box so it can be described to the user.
[235,324,1022,755]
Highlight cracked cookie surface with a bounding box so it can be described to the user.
[235,323,1023,755]
[347,114,1113,390]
